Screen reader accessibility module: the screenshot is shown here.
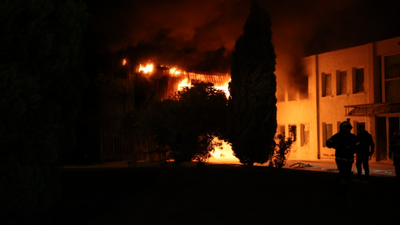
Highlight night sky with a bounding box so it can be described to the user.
[84,0,400,77]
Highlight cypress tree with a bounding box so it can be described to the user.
[228,1,277,166]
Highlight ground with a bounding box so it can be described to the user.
[18,164,400,225]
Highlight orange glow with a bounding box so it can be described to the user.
[185,73,231,97]
[138,63,153,74]
[169,67,182,76]
[208,137,240,164]
[138,62,231,97]
[214,78,231,97]
[178,78,191,91]
[122,59,127,66]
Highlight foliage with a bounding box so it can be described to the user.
[0,0,88,219]
[129,82,227,163]
[96,72,129,122]
[227,1,277,165]
[268,134,293,168]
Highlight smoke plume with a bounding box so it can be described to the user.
[86,0,400,83]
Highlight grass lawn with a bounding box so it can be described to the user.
[30,165,399,225]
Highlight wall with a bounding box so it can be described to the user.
[317,44,374,158]
[276,56,318,160]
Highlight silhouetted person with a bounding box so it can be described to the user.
[326,120,360,184]
[355,125,375,182]
[389,131,400,179]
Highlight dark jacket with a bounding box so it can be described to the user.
[326,131,360,161]
[357,130,375,157]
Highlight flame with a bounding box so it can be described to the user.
[178,78,191,91]
[208,137,240,164]
[122,59,127,66]
[139,63,153,74]
[136,62,231,97]
[169,67,182,77]
[177,73,231,97]
[215,78,231,97]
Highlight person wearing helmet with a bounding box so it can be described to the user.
[389,131,400,178]
[326,120,361,183]
[355,125,375,183]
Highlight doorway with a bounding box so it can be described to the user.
[376,117,387,161]
[376,116,400,161]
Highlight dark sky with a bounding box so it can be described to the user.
[84,0,400,75]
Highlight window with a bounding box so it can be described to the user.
[322,123,333,147]
[322,73,332,97]
[385,54,400,102]
[277,85,285,102]
[299,76,309,100]
[337,70,347,95]
[288,86,296,101]
[277,91,285,102]
[288,124,297,142]
[354,68,364,93]
[337,121,342,133]
[300,124,309,146]
[277,125,285,136]
[355,122,365,135]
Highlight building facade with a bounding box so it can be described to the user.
[277,36,400,162]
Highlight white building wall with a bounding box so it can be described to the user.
[317,44,374,159]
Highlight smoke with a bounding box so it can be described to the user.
[264,0,400,94]
[86,0,400,82]
[87,0,250,73]
[264,0,362,94]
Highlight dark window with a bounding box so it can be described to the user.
[301,124,309,146]
[277,92,285,102]
[288,86,296,101]
[299,76,309,100]
[289,125,297,142]
[337,71,347,95]
[385,79,400,103]
[277,85,285,102]
[385,54,400,79]
[323,123,332,147]
[356,122,365,135]
[322,73,332,97]
[278,125,285,135]
[355,68,364,93]
[385,54,400,102]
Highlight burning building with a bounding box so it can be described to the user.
[98,35,400,164]
[277,36,400,162]
[98,61,230,161]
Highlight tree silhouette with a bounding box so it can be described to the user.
[228,1,277,166]
[130,82,227,163]
[0,0,88,219]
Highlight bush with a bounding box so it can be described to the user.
[268,134,293,168]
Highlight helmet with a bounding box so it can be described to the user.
[340,121,353,131]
